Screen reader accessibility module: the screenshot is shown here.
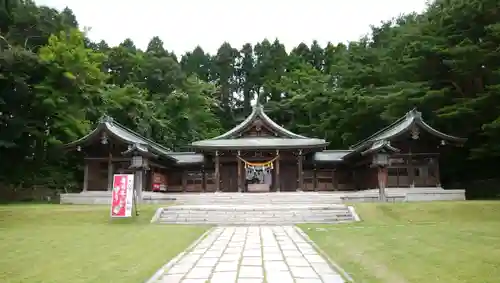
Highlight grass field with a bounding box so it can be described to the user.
[301,201,500,283]
[0,204,209,283]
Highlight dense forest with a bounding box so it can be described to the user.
[0,0,499,198]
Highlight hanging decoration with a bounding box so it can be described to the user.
[237,155,278,168]
[237,155,279,182]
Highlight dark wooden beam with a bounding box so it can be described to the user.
[276,150,280,192]
[297,149,304,191]
[215,150,220,192]
[237,150,242,192]
[84,157,130,161]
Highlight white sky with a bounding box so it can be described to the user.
[36,0,428,56]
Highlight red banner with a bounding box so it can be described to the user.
[110,174,134,217]
[152,183,161,192]
[151,172,167,191]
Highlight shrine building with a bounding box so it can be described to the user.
[63,105,466,195]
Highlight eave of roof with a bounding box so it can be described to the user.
[166,152,205,165]
[63,116,177,162]
[350,108,467,152]
[313,150,352,162]
[360,140,400,156]
[191,137,329,150]
[121,143,158,159]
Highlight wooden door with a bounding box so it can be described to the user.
[280,165,297,191]
[220,163,238,192]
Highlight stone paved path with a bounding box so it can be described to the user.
[151,226,345,283]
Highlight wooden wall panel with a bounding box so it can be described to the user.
[303,170,315,191]
[87,160,107,191]
[280,165,297,192]
[221,164,238,192]
[317,169,334,191]
[205,170,217,192]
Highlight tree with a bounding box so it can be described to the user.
[1,0,499,197]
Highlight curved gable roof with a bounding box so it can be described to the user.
[211,105,308,139]
[63,116,177,162]
[350,108,467,152]
[191,105,329,149]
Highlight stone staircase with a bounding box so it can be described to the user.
[153,203,357,225]
[168,192,344,206]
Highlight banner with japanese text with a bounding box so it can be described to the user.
[110,174,134,217]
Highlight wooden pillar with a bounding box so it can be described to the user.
[377,166,388,202]
[275,150,280,192]
[134,169,143,203]
[333,169,338,191]
[143,169,149,192]
[435,157,441,187]
[297,149,303,191]
[107,153,113,191]
[202,165,206,192]
[83,162,89,192]
[181,171,187,192]
[408,151,415,188]
[215,150,220,192]
[313,166,318,191]
[237,150,242,192]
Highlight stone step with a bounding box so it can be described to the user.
[161,212,354,218]
[154,204,356,225]
[174,200,343,205]
[164,204,347,209]
[158,215,355,221]
[162,220,351,225]
[168,192,345,206]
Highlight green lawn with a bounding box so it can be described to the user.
[0,204,209,283]
[301,201,500,283]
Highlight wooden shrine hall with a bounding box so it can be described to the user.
[64,106,466,193]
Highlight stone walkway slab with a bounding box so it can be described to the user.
[148,226,344,283]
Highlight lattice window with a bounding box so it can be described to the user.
[187,171,203,185]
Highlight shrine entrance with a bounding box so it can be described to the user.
[239,156,278,193]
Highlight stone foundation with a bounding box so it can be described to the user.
[59,191,176,205]
[60,187,466,205]
[340,187,466,203]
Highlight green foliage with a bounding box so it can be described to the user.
[0,0,498,192]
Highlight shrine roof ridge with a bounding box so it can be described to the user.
[211,104,309,140]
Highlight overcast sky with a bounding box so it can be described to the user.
[35,0,428,56]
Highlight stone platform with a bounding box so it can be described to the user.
[60,191,345,205]
[152,204,356,225]
[341,187,466,202]
[59,187,465,205]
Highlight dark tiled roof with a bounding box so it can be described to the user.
[64,116,176,161]
[349,109,466,154]
[360,140,400,155]
[166,152,205,164]
[313,150,352,162]
[192,137,328,150]
[192,105,328,149]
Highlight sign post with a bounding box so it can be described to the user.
[110,174,135,218]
